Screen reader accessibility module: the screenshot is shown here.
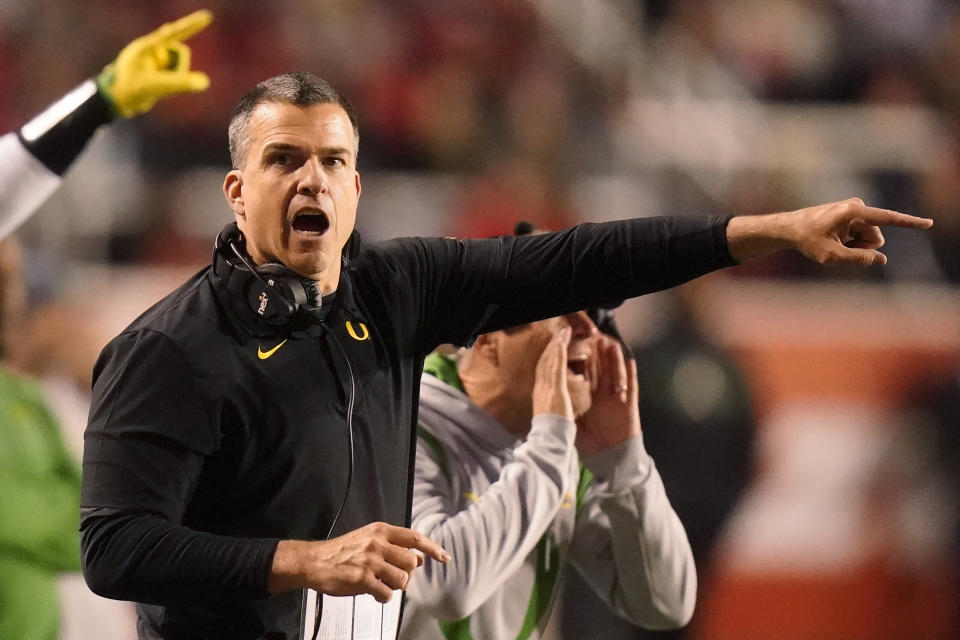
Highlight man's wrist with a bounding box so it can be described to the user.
[530,413,577,448]
[725,213,797,263]
[268,539,309,594]
[582,433,651,489]
[95,66,124,119]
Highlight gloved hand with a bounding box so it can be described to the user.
[96,9,213,118]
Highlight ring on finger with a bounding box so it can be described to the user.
[613,384,627,393]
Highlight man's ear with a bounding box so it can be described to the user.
[473,332,499,367]
[223,170,244,217]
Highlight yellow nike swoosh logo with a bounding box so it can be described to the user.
[257,339,288,360]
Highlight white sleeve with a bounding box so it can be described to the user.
[407,413,576,620]
[568,433,697,630]
[0,132,62,241]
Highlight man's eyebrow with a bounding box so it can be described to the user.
[260,142,302,157]
[321,146,353,158]
[260,142,353,159]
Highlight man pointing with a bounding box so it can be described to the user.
[79,71,931,639]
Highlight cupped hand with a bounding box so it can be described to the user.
[576,335,640,458]
[532,325,574,420]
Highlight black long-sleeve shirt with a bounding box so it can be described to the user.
[80,216,735,639]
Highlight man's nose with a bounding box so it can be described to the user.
[563,311,598,339]
[298,157,328,197]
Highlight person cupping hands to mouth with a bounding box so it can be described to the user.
[403,305,696,639]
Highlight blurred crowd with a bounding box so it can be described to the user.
[2,0,960,277]
[2,1,960,639]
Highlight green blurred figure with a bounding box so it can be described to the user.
[0,239,81,640]
[0,11,211,638]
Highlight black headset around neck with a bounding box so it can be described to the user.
[212,222,323,325]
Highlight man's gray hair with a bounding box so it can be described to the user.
[227,72,359,169]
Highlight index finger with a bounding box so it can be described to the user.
[143,9,214,48]
[592,334,616,389]
[857,206,933,230]
[537,325,571,376]
[626,357,639,406]
[387,526,450,563]
[552,324,571,355]
[603,338,628,399]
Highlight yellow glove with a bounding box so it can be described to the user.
[96,9,213,118]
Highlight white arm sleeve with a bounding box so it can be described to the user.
[408,413,576,620]
[569,434,697,629]
[0,132,62,241]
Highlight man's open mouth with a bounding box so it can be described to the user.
[567,354,588,378]
[292,210,330,234]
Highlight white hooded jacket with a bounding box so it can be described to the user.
[400,356,697,640]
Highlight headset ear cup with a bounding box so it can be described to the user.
[213,226,322,325]
[246,275,296,323]
[253,263,301,323]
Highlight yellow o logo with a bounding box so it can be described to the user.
[346,321,370,341]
